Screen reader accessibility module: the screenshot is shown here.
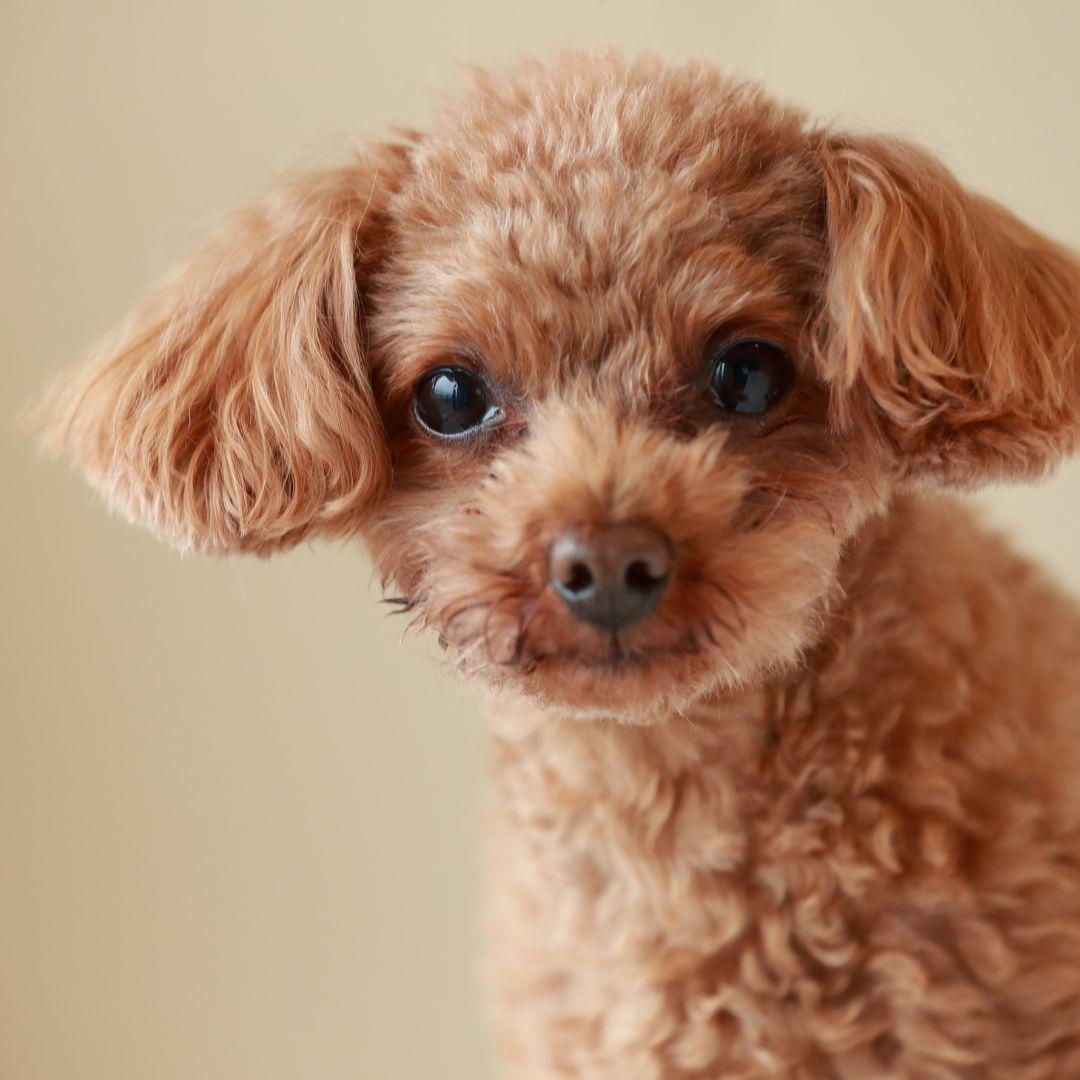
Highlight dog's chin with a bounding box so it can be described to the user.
[467,644,743,723]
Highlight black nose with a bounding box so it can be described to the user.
[549,523,672,632]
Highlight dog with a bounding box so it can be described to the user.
[40,52,1080,1077]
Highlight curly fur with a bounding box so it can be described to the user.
[38,52,1080,1077]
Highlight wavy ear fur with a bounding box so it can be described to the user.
[813,133,1080,487]
[41,141,409,554]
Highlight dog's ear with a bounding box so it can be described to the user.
[40,142,410,554]
[812,132,1080,487]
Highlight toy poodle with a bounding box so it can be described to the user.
[41,52,1080,1078]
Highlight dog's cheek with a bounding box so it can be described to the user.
[692,515,845,671]
[360,485,455,597]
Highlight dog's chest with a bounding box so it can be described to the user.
[483,668,1080,1079]
[484,692,909,1077]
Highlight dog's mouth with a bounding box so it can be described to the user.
[425,602,730,714]
[488,628,732,719]
[525,633,706,673]
[418,595,713,674]
[429,627,700,674]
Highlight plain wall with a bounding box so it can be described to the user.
[4,2,1080,1078]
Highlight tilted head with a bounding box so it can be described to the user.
[43,53,1080,719]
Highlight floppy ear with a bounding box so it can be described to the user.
[41,141,409,554]
[812,132,1080,487]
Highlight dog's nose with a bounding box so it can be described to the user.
[549,523,672,631]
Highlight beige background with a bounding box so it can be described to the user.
[4,2,1080,1078]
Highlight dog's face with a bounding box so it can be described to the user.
[362,67,886,716]
[44,55,1080,719]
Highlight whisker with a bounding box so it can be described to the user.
[684,576,748,636]
[441,597,495,633]
[503,599,539,668]
[712,583,748,635]
[381,595,417,615]
[749,487,789,533]
[482,593,525,664]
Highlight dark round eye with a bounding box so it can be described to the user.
[413,366,495,437]
[708,338,794,415]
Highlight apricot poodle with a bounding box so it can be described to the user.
[42,53,1080,1078]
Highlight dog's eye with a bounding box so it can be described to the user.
[413,366,496,437]
[708,338,794,415]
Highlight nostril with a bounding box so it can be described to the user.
[549,532,600,602]
[563,561,595,596]
[624,559,665,595]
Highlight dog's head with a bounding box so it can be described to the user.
[44,54,1080,719]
